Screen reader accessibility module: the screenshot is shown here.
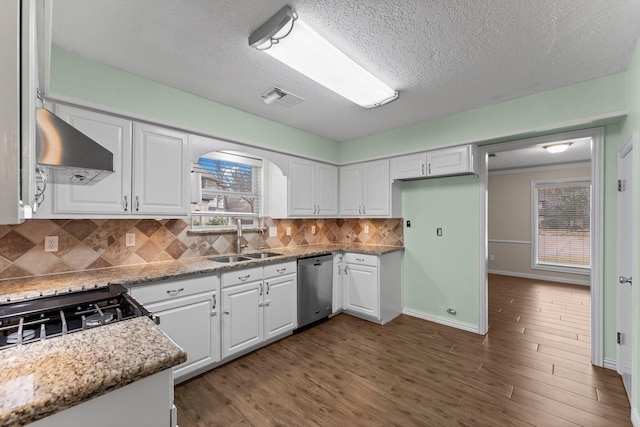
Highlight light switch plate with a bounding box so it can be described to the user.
[269,227,277,237]
[286,227,292,236]
[364,225,369,234]
[312,225,316,234]
[125,233,136,247]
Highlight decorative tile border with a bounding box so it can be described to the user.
[0,217,403,280]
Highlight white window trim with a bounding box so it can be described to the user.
[191,152,263,231]
[530,177,591,276]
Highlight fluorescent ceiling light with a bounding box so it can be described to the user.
[249,6,398,108]
[543,142,573,153]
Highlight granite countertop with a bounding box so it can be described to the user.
[0,243,400,425]
[0,316,186,426]
[0,243,403,304]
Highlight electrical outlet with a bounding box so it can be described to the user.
[125,233,136,247]
[269,227,277,237]
[489,254,495,261]
[44,236,58,252]
[286,227,292,236]
[364,225,369,234]
[437,228,443,237]
[312,225,316,234]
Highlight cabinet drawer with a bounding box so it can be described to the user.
[345,253,378,266]
[264,261,296,279]
[131,274,219,305]
[221,267,264,288]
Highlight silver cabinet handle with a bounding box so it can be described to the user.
[356,257,365,262]
[211,295,217,316]
[266,281,270,294]
[238,274,250,281]
[421,163,425,175]
[264,300,270,307]
[428,163,431,175]
[123,195,128,212]
[358,206,362,215]
[135,196,140,211]
[362,206,366,215]
[619,276,632,284]
[276,268,287,273]
[166,288,184,296]
[258,302,264,307]
[344,265,349,275]
[259,282,263,296]
[222,309,230,315]
[338,265,341,275]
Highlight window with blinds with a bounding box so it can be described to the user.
[533,180,591,272]
[191,153,262,229]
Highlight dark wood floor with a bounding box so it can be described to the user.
[174,274,631,426]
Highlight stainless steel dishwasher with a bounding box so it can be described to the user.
[297,254,333,329]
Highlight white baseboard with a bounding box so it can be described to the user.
[403,308,480,334]
[488,269,590,286]
[603,358,617,371]
[632,408,639,427]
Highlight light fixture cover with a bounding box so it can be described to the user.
[543,142,573,153]
[249,6,398,108]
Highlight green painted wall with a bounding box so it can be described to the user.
[341,74,629,365]
[402,176,479,325]
[619,42,640,417]
[49,48,339,163]
[340,73,626,163]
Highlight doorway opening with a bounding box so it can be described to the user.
[477,128,604,366]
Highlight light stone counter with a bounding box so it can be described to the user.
[0,243,403,304]
[0,243,401,426]
[0,316,186,426]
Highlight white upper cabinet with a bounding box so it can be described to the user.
[133,123,189,215]
[51,106,190,217]
[426,145,477,177]
[54,106,132,214]
[288,157,337,217]
[391,152,427,180]
[340,159,398,217]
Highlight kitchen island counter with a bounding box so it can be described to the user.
[0,316,186,426]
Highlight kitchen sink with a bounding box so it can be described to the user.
[208,255,253,263]
[242,252,282,259]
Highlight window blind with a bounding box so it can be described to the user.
[535,181,591,268]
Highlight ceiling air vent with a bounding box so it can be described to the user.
[261,87,304,106]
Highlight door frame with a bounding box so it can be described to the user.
[477,127,605,366]
[616,132,638,402]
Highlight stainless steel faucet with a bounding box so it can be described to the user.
[236,219,247,254]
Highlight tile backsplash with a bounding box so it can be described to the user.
[0,217,403,280]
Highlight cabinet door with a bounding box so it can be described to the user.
[133,123,189,215]
[221,281,263,358]
[345,263,379,318]
[391,153,427,180]
[332,254,344,313]
[316,163,338,216]
[426,145,473,177]
[361,160,390,216]
[264,274,296,339]
[146,291,219,379]
[288,157,315,216]
[54,106,132,214]
[339,164,362,216]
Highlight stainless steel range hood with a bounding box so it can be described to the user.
[36,108,114,185]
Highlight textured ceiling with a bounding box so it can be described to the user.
[51,0,640,142]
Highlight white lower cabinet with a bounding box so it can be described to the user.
[221,262,296,359]
[343,251,403,324]
[129,275,220,383]
[332,253,345,313]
